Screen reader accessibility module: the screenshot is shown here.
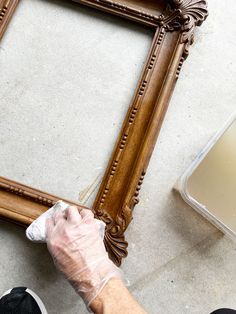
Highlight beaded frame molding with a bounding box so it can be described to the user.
[0,0,208,266]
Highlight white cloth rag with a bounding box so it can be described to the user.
[26,200,105,242]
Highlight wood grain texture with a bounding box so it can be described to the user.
[0,0,208,266]
[0,177,87,225]
[0,0,18,40]
[93,0,208,265]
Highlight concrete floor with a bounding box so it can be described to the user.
[0,0,236,313]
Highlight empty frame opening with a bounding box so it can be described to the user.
[0,0,153,206]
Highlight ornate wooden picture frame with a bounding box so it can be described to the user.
[0,0,208,265]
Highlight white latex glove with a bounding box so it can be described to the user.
[46,205,123,310]
[26,201,105,242]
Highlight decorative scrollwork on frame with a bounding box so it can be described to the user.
[95,210,128,266]
[94,170,146,265]
[161,0,208,58]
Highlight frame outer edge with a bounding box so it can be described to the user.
[0,0,19,40]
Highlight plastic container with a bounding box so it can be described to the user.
[176,112,236,241]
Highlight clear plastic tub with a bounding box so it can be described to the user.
[176,112,236,241]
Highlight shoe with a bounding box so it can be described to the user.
[0,287,47,314]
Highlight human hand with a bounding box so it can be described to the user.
[46,206,122,309]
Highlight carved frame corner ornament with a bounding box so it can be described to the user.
[167,0,208,58]
[0,0,208,266]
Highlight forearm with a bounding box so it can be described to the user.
[90,278,147,314]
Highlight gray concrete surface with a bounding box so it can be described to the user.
[0,0,236,313]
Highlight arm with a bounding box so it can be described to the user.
[46,206,146,314]
[90,278,147,314]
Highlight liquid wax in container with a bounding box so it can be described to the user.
[176,114,236,240]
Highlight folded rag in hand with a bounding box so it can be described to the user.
[26,200,105,242]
